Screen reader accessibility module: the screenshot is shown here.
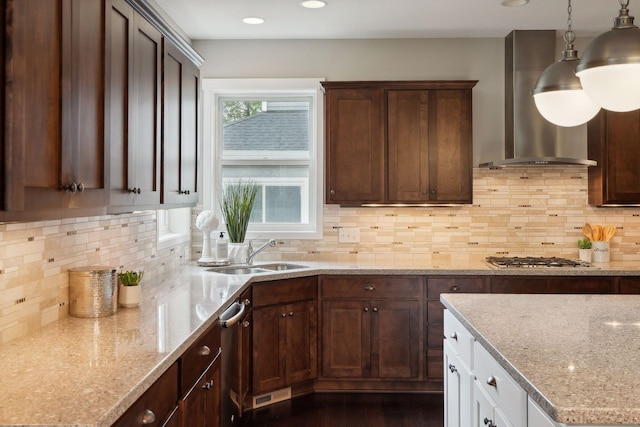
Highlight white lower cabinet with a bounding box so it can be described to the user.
[444,341,473,427]
[528,397,559,427]
[474,380,515,427]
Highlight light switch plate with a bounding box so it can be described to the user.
[338,227,360,243]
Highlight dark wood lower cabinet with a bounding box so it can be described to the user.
[251,277,319,398]
[180,355,221,427]
[252,299,318,395]
[112,362,179,427]
[321,299,421,380]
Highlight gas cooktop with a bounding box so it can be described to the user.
[485,256,592,268]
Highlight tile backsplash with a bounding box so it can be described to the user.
[3,167,640,346]
[194,168,640,265]
[0,212,189,345]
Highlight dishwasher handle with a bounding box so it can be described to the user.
[220,300,247,328]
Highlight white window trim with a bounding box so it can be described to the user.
[202,78,324,240]
[157,207,191,250]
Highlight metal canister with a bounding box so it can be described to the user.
[68,267,117,318]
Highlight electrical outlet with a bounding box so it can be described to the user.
[338,227,360,243]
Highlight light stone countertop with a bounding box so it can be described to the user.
[2,259,640,427]
[441,293,640,425]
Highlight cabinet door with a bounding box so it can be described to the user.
[444,341,473,427]
[322,299,371,378]
[107,1,161,209]
[180,357,221,427]
[473,381,497,427]
[325,88,384,204]
[285,300,318,385]
[252,305,287,394]
[4,0,107,214]
[428,90,472,203]
[388,90,430,202]
[588,110,640,205]
[371,299,421,379]
[162,40,199,206]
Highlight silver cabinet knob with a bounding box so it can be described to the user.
[242,320,250,328]
[372,307,378,312]
[289,311,294,316]
[363,307,369,312]
[330,189,336,195]
[448,363,457,373]
[281,313,287,318]
[364,285,376,291]
[450,332,458,340]
[487,376,497,387]
[141,409,156,424]
[198,345,211,356]
[449,285,460,292]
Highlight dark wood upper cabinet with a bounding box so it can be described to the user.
[388,89,473,203]
[322,81,476,206]
[162,39,199,207]
[588,109,640,206]
[324,87,385,204]
[108,1,162,211]
[2,0,108,220]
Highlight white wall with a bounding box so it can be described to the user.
[193,38,505,166]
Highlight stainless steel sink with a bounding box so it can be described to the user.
[208,266,269,275]
[207,263,308,275]
[257,263,308,271]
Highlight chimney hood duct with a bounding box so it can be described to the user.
[480,30,596,168]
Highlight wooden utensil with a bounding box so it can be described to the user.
[603,225,616,242]
[592,224,603,241]
[582,223,593,240]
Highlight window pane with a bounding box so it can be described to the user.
[221,99,311,159]
[221,165,309,225]
[266,186,301,222]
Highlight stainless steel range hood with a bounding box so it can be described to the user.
[480,30,596,168]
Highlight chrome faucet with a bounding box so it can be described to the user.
[246,238,276,265]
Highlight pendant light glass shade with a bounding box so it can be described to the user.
[533,56,601,127]
[532,0,600,127]
[575,1,640,112]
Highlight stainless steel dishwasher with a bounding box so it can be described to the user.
[219,290,251,426]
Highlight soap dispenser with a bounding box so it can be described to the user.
[216,231,229,260]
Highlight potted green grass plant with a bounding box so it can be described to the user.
[219,180,258,244]
[577,237,592,263]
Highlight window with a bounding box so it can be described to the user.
[157,207,191,250]
[202,79,324,240]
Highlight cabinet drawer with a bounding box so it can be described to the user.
[443,310,474,368]
[427,277,488,298]
[473,342,526,426]
[113,362,179,427]
[321,276,422,299]
[181,323,221,394]
[253,276,317,307]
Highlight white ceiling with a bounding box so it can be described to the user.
[154,0,628,40]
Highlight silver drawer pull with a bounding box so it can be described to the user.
[141,409,156,424]
[448,363,457,373]
[483,417,495,427]
[449,285,460,292]
[487,376,497,387]
[364,285,376,291]
[450,332,458,340]
[198,345,211,356]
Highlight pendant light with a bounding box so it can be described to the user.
[575,0,640,112]
[532,0,600,127]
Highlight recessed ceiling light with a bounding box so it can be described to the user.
[502,0,529,6]
[242,17,265,25]
[300,0,327,9]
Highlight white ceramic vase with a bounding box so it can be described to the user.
[579,248,592,263]
[118,284,141,308]
[592,241,610,263]
[228,242,249,264]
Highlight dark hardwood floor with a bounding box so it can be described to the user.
[239,393,444,427]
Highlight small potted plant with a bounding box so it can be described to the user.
[118,270,144,308]
[219,180,258,263]
[577,238,592,263]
